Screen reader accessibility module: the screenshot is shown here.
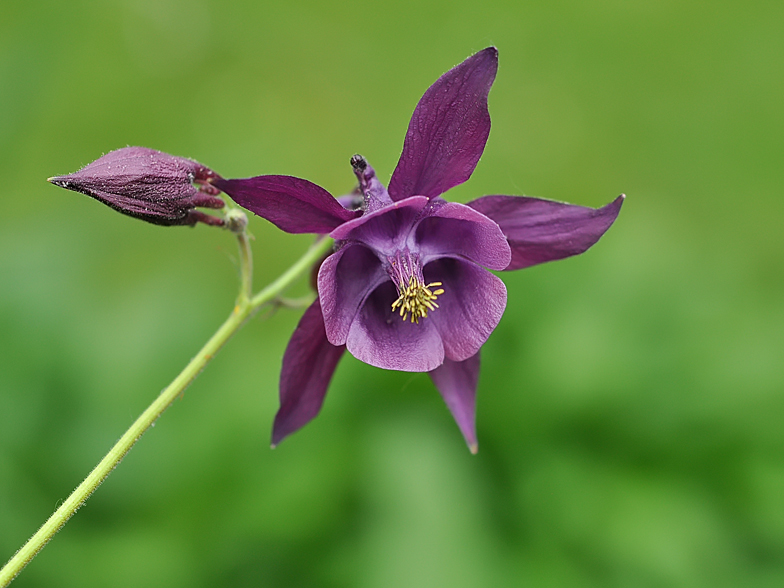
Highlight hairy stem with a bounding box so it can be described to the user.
[0,234,334,587]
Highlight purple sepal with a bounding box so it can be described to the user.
[467,194,625,270]
[213,175,360,234]
[49,147,225,226]
[272,298,346,447]
[388,47,498,201]
[429,352,480,453]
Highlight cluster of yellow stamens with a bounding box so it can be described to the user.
[391,276,445,324]
[387,250,445,324]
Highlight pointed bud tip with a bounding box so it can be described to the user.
[469,443,479,454]
[47,147,226,227]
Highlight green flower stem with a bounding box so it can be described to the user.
[237,230,254,306]
[0,233,334,588]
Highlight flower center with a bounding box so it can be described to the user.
[387,251,445,324]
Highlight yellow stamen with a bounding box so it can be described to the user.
[391,277,444,323]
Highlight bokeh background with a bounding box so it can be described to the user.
[2,0,783,586]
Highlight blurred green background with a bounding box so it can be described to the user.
[2,0,783,586]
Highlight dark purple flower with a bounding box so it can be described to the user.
[215,47,624,451]
[49,147,226,226]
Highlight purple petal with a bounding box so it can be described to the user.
[346,281,445,372]
[425,258,507,362]
[213,176,359,234]
[388,47,498,201]
[318,244,388,346]
[330,196,429,254]
[429,352,480,453]
[272,298,346,447]
[467,194,625,270]
[414,201,511,270]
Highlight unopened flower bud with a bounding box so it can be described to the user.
[223,208,248,234]
[49,147,226,227]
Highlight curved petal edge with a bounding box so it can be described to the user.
[426,258,507,362]
[415,200,511,270]
[346,281,445,372]
[318,244,388,346]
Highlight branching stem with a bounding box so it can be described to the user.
[0,230,334,587]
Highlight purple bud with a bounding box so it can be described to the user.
[49,147,226,227]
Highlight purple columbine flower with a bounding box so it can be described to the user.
[214,47,624,452]
[49,147,226,226]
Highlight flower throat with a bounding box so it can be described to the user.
[387,251,444,324]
